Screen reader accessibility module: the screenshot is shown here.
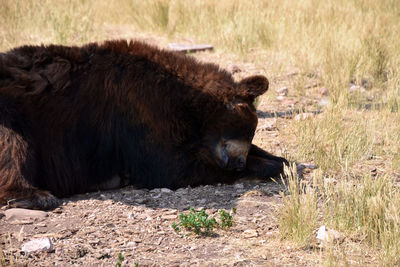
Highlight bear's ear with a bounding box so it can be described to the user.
[238,75,269,102]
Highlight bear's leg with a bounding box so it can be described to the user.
[249,144,288,164]
[0,100,59,210]
[243,145,289,179]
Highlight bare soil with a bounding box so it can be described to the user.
[0,40,321,266]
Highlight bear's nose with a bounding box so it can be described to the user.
[235,156,246,171]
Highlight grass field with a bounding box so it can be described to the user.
[1,0,400,266]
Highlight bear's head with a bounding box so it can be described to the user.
[201,75,269,171]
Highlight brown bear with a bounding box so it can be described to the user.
[0,40,288,210]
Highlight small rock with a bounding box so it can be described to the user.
[150,188,161,193]
[256,121,277,131]
[294,113,315,121]
[88,239,100,245]
[126,241,137,248]
[243,229,259,238]
[278,97,298,106]
[227,64,241,74]
[276,95,286,101]
[161,214,177,220]
[319,87,328,96]
[234,183,244,189]
[5,208,48,221]
[52,207,63,214]
[319,97,330,107]
[10,219,34,225]
[297,163,318,170]
[243,190,263,197]
[135,198,147,204]
[21,238,53,254]
[316,226,343,244]
[276,87,288,96]
[160,188,173,193]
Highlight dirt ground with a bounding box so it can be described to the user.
[0,41,322,266]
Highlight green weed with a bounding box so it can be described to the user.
[172,207,236,235]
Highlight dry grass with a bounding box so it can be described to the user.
[1,0,400,265]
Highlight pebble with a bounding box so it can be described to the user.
[276,95,286,101]
[135,198,147,204]
[256,121,277,131]
[234,183,244,189]
[294,113,315,121]
[5,208,48,221]
[319,87,329,96]
[276,87,288,96]
[126,241,137,247]
[316,225,343,244]
[296,163,318,170]
[160,188,173,193]
[227,64,241,74]
[243,229,259,238]
[277,97,298,106]
[161,214,177,220]
[319,97,330,107]
[150,188,161,193]
[21,238,54,254]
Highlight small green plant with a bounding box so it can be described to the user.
[115,252,124,267]
[172,207,236,235]
[219,209,234,229]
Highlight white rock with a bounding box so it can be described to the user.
[21,238,53,254]
[5,208,48,221]
[316,226,342,244]
[319,87,329,96]
[150,188,161,193]
[319,97,330,107]
[276,95,286,101]
[276,87,289,96]
[234,183,244,189]
[126,241,137,247]
[160,188,173,193]
[294,113,315,121]
[243,229,259,238]
[296,163,318,171]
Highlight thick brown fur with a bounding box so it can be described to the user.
[0,40,288,209]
